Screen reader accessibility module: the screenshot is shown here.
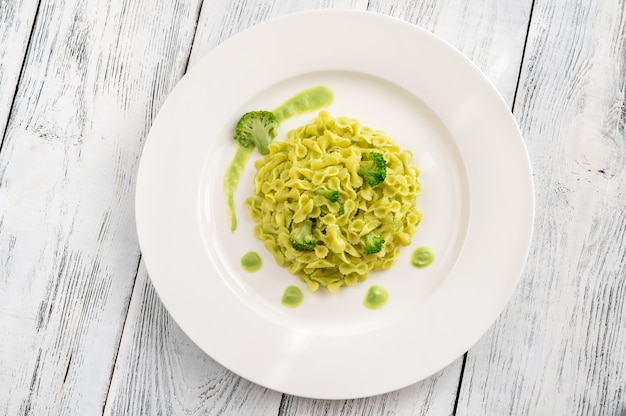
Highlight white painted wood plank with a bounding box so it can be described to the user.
[0,0,203,414]
[0,0,39,141]
[457,0,626,414]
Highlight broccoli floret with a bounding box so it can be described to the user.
[289,220,317,251]
[234,110,279,155]
[357,152,387,187]
[363,231,385,254]
[315,188,340,203]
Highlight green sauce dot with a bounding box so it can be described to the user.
[364,285,389,309]
[411,246,435,268]
[281,286,304,308]
[241,251,262,272]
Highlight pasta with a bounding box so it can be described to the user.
[245,111,422,293]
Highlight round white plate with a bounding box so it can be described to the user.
[135,10,534,399]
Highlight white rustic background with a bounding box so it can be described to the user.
[0,0,625,415]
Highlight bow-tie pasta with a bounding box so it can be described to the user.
[246,111,422,293]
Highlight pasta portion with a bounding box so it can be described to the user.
[246,111,422,292]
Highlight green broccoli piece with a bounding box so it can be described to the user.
[363,231,385,254]
[315,188,340,202]
[357,152,387,187]
[289,220,317,251]
[234,110,279,155]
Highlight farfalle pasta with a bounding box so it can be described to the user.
[246,111,422,292]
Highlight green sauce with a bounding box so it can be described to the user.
[363,285,389,309]
[240,251,262,272]
[272,86,334,122]
[281,286,304,308]
[224,86,334,232]
[224,145,254,232]
[411,246,435,268]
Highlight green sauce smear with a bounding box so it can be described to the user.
[272,86,334,122]
[240,251,262,272]
[224,146,254,231]
[224,86,334,232]
[364,285,389,309]
[281,286,304,308]
[411,246,435,268]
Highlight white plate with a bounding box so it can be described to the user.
[135,10,534,399]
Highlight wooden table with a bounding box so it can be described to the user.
[1,1,625,414]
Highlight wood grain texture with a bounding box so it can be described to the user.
[457,0,626,414]
[0,0,39,143]
[0,0,202,414]
[368,0,533,107]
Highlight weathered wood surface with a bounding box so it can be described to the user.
[0,0,39,141]
[0,0,202,414]
[457,0,626,415]
[2,0,626,415]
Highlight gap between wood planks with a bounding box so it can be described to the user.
[511,0,537,115]
[452,354,468,415]
[101,257,143,416]
[0,0,42,154]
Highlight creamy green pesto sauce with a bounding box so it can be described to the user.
[224,145,254,232]
[272,86,334,122]
[363,285,389,309]
[281,286,304,308]
[411,246,435,268]
[240,251,262,272]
